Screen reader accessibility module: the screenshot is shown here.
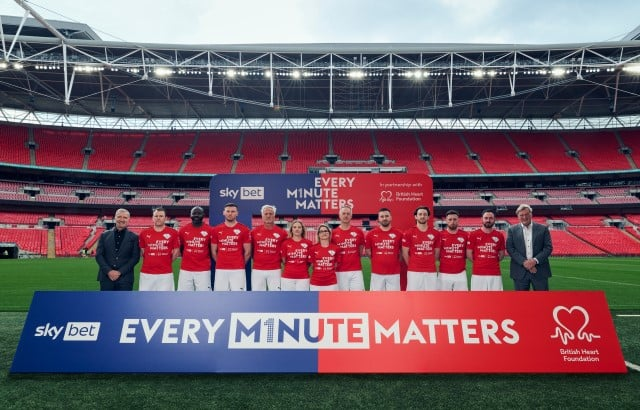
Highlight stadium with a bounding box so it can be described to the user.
[0,2,639,408]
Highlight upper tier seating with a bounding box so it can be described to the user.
[508,132,583,173]
[135,132,195,173]
[182,131,239,174]
[33,128,87,169]
[375,131,428,173]
[0,125,30,165]
[285,131,330,173]
[562,131,629,171]
[463,132,531,173]
[417,131,480,174]
[88,132,144,171]
[234,131,284,174]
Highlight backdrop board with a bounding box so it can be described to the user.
[11,291,627,374]
[209,173,433,289]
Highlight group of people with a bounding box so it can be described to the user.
[95,202,553,292]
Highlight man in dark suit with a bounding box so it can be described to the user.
[95,208,140,291]
[506,204,553,291]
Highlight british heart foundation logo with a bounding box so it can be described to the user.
[379,191,393,202]
[550,305,602,345]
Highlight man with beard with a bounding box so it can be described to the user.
[178,206,213,291]
[211,203,251,291]
[402,206,441,291]
[466,209,505,291]
[250,204,287,291]
[365,208,403,291]
[438,210,469,291]
[332,205,365,291]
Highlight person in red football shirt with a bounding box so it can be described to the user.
[402,206,441,291]
[138,207,180,291]
[309,224,341,291]
[251,204,287,291]
[281,219,312,291]
[466,209,505,291]
[365,208,403,291]
[177,206,213,291]
[332,205,365,291]
[211,203,251,291]
[438,209,469,291]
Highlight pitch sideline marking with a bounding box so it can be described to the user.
[616,314,640,317]
[626,361,640,372]
[554,275,640,287]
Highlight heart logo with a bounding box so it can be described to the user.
[550,305,601,345]
[379,191,393,202]
[200,231,208,237]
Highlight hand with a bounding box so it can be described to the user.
[523,258,537,273]
[107,270,121,281]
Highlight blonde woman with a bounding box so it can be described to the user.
[280,220,312,290]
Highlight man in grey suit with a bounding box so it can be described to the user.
[506,204,553,291]
[95,208,141,291]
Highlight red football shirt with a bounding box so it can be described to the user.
[281,238,312,279]
[179,223,212,272]
[139,226,179,274]
[467,228,505,276]
[211,222,251,269]
[402,226,441,272]
[439,229,469,274]
[308,243,341,286]
[251,225,287,270]
[365,227,403,275]
[331,226,365,272]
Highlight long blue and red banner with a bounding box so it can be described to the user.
[11,291,626,373]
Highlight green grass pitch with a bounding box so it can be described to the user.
[0,257,638,408]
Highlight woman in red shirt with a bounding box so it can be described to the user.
[280,219,312,290]
[308,224,341,291]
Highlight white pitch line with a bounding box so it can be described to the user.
[617,314,640,317]
[626,361,640,372]
[555,275,640,287]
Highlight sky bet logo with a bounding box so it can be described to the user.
[34,322,101,341]
[219,186,265,200]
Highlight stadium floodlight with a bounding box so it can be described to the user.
[472,69,484,78]
[155,67,173,77]
[291,70,301,79]
[74,65,104,73]
[551,68,565,77]
[349,70,365,79]
[0,62,7,69]
[622,63,640,73]
[13,62,24,70]
[264,70,272,78]
[225,70,237,78]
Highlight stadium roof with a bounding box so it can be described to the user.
[1,9,640,130]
